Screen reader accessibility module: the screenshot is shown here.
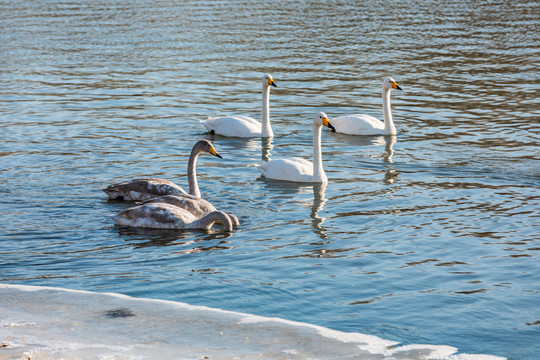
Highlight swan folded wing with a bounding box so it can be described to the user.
[331,114,384,135]
[141,195,240,227]
[226,115,260,125]
[114,204,233,231]
[141,195,216,217]
[101,178,187,201]
[258,158,314,182]
[114,203,196,229]
[201,116,261,137]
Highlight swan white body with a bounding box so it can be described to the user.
[201,74,277,138]
[331,77,402,136]
[258,112,334,183]
[141,194,239,227]
[101,140,222,201]
[113,203,233,231]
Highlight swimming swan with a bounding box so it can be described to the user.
[200,74,277,138]
[113,203,233,231]
[101,139,222,201]
[331,77,402,135]
[141,194,240,227]
[258,112,335,183]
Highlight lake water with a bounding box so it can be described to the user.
[0,1,538,359]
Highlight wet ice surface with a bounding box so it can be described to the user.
[0,284,504,360]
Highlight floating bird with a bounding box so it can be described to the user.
[141,194,239,227]
[258,112,335,183]
[331,77,402,135]
[201,74,277,138]
[101,139,221,201]
[113,203,233,231]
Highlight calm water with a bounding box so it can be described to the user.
[1,0,539,359]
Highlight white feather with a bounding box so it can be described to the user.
[201,74,277,138]
[332,77,402,136]
[258,112,333,183]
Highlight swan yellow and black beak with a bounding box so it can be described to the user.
[323,116,336,132]
[391,80,402,91]
[209,146,222,159]
[268,78,277,87]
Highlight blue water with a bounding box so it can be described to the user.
[1,1,539,359]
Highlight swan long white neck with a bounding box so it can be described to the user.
[187,147,201,198]
[260,84,273,138]
[312,124,327,183]
[382,87,396,136]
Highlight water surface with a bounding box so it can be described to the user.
[0,1,539,359]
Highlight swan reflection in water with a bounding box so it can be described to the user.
[261,137,273,162]
[256,178,328,240]
[383,135,396,163]
[383,136,399,185]
[203,134,273,162]
[116,226,233,252]
[311,182,328,239]
[327,133,398,184]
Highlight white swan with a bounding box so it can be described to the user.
[331,77,402,135]
[258,112,335,183]
[101,139,222,201]
[113,203,233,231]
[200,74,277,138]
[141,194,240,227]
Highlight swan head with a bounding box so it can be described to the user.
[315,112,336,132]
[383,77,402,91]
[196,139,222,159]
[263,74,277,88]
